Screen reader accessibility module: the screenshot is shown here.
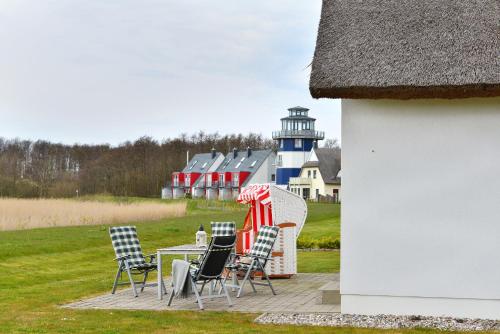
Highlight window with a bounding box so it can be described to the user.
[250,160,257,168]
[276,154,283,167]
[232,173,239,187]
[219,173,224,185]
[294,139,302,148]
[222,158,231,169]
[189,160,197,170]
[271,174,275,182]
[185,174,191,186]
[307,170,311,178]
[313,170,317,179]
[206,176,212,187]
[280,140,284,149]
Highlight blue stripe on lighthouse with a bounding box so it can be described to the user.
[276,168,301,185]
[278,139,315,152]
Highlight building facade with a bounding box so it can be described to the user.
[171,149,224,199]
[272,106,324,186]
[310,0,500,319]
[204,148,275,201]
[289,148,341,202]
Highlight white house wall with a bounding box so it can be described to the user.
[247,153,276,185]
[341,97,500,319]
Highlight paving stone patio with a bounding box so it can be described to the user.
[64,273,340,313]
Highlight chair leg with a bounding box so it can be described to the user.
[220,279,233,307]
[125,266,138,297]
[237,264,254,298]
[191,276,204,310]
[259,262,276,295]
[247,274,257,293]
[167,286,175,306]
[199,281,206,295]
[111,265,122,294]
[140,271,149,292]
[161,276,168,295]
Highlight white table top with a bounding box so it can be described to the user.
[157,244,207,254]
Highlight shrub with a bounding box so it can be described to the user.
[317,237,340,249]
[297,236,316,249]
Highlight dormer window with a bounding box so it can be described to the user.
[189,160,197,170]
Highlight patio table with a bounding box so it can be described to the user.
[156,244,206,300]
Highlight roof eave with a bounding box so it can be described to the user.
[310,84,500,100]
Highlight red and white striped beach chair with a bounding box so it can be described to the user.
[235,183,307,277]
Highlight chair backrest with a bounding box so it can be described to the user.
[109,226,146,268]
[211,221,236,237]
[196,235,236,279]
[249,225,280,264]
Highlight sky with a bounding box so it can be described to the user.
[0,0,341,146]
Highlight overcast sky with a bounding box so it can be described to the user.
[0,0,341,146]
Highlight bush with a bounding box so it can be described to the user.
[297,236,341,249]
[297,236,316,249]
[317,237,340,249]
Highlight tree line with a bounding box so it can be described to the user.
[0,133,276,198]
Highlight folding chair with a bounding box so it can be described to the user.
[223,225,280,298]
[210,221,236,237]
[109,226,167,297]
[168,235,236,310]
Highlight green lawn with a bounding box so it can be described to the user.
[0,199,483,333]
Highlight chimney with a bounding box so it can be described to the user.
[211,148,216,159]
[233,148,238,159]
[247,146,252,157]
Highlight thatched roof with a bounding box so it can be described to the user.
[309,0,500,99]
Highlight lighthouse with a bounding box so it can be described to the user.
[272,106,324,186]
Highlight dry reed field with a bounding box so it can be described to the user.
[0,198,187,231]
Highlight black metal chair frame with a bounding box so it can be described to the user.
[168,235,236,310]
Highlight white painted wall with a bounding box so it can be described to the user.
[277,151,309,168]
[247,152,276,185]
[341,97,500,319]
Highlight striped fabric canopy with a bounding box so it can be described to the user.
[237,184,274,254]
[237,183,271,205]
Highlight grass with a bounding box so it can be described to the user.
[0,199,485,333]
[0,198,187,231]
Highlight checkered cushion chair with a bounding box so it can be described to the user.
[211,222,236,237]
[109,226,166,297]
[222,225,280,298]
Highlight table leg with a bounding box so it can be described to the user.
[157,250,162,300]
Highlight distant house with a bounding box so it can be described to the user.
[310,0,500,319]
[209,148,276,201]
[289,148,341,202]
[171,149,224,199]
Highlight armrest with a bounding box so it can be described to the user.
[114,254,131,261]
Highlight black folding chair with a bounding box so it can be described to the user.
[168,235,236,310]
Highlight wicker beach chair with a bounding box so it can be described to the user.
[168,235,236,310]
[109,226,166,297]
[223,225,280,298]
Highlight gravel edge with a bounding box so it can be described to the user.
[255,313,500,332]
